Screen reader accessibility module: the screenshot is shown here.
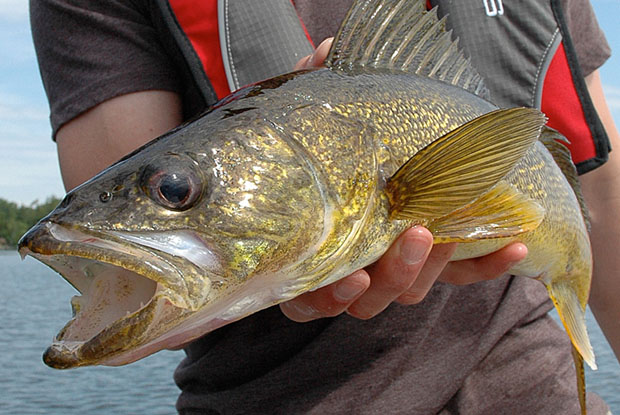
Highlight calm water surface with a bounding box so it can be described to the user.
[1,251,181,415]
[1,251,618,414]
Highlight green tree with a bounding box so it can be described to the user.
[0,196,62,249]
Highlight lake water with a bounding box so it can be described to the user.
[1,250,618,414]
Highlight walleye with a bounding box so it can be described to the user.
[19,0,594,412]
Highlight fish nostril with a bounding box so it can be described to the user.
[59,193,74,209]
[99,191,113,203]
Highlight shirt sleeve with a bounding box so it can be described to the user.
[562,0,611,76]
[30,0,182,139]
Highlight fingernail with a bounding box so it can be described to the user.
[398,292,424,305]
[400,232,430,265]
[288,302,319,317]
[307,53,317,67]
[334,280,365,302]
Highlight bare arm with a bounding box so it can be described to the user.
[56,90,183,190]
[581,70,620,361]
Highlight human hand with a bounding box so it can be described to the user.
[280,226,528,322]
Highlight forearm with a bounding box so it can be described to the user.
[56,90,182,190]
[581,70,620,361]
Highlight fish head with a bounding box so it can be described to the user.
[18,113,327,368]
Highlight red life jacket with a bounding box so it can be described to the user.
[152,0,609,174]
[431,0,610,173]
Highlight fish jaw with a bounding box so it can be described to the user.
[17,220,328,368]
[17,221,217,368]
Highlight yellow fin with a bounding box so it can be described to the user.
[570,345,587,415]
[539,126,591,230]
[325,0,488,97]
[429,182,544,242]
[386,108,546,220]
[546,281,596,370]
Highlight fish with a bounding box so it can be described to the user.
[19,0,594,412]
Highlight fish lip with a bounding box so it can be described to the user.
[41,295,169,369]
[18,221,208,368]
[19,221,210,310]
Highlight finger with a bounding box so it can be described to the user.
[346,226,434,319]
[293,54,312,71]
[437,242,528,285]
[293,37,334,70]
[279,270,370,322]
[308,37,333,66]
[396,242,457,305]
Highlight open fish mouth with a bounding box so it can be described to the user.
[18,222,213,369]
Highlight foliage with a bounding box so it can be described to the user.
[0,196,62,249]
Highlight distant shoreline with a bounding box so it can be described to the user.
[0,196,61,250]
[0,240,14,250]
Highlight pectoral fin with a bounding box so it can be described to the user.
[429,182,544,242]
[386,107,546,221]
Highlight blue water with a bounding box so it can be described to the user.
[0,251,181,415]
[1,250,618,414]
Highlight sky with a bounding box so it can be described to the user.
[0,0,619,205]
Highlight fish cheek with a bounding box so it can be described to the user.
[202,178,322,280]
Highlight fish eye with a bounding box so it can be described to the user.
[143,167,203,211]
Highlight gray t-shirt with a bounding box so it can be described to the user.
[30,0,611,413]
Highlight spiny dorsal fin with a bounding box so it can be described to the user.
[386,108,546,220]
[325,0,489,98]
[539,127,590,230]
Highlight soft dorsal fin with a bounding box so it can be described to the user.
[386,108,547,221]
[539,126,591,230]
[325,0,488,98]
